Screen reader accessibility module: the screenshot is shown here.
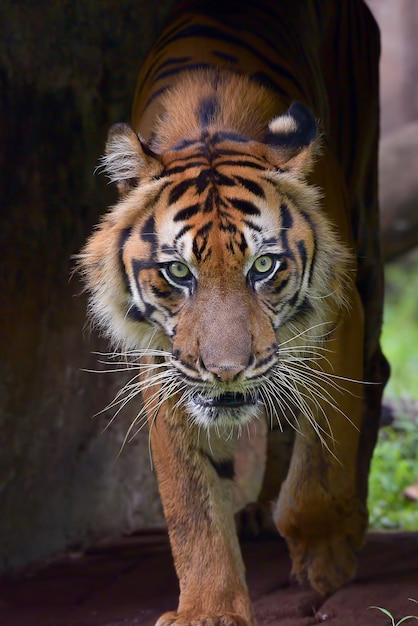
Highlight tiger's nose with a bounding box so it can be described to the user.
[203,362,247,382]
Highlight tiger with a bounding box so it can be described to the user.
[78,1,390,625]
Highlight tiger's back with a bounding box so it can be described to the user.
[133,1,329,140]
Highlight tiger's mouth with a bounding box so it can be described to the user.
[187,391,261,427]
[194,392,259,409]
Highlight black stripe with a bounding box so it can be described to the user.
[172,349,200,376]
[193,222,213,261]
[235,176,265,198]
[169,179,196,204]
[212,159,266,170]
[228,197,260,216]
[272,277,289,294]
[196,168,214,193]
[261,299,278,315]
[118,227,132,292]
[254,350,277,370]
[296,238,312,295]
[201,248,212,262]
[280,202,294,229]
[288,291,299,309]
[160,244,177,256]
[211,130,250,144]
[211,50,238,63]
[262,236,279,246]
[127,305,146,322]
[296,239,308,269]
[198,170,236,193]
[299,209,317,285]
[220,221,237,234]
[279,203,295,258]
[170,137,203,152]
[164,160,207,175]
[131,259,158,320]
[173,203,200,222]
[141,214,157,253]
[145,85,171,111]
[198,95,220,127]
[237,231,248,253]
[152,61,214,85]
[204,186,216,213]
[174,224,193,241]
[146,53,191,92]
[243,219,262,232]
[297,297,313,314]
[154,55,191,71]
[195,220,213,239]
[131,258,157,274]
[150,284,177,299]
[203,452,235,480]
[215,172,236,187]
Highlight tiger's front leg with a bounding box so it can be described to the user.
[149,396,255,626]
[273,292,368,596]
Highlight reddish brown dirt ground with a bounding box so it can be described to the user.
[0,531,417,626]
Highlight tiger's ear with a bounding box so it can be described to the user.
[101,123,163,196]
[264,102,319,176]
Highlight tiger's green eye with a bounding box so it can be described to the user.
[167,261,192,281]
[252,255,274,274]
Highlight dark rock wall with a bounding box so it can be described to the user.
[0,1,171,571]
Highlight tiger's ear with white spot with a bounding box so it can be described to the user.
[264,102,319,177]
[101,123,163,196]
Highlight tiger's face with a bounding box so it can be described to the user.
[80,103,350,429]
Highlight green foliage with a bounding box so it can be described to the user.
[368,420,418,530]
[382,251,418,400]
[367,251,418,531]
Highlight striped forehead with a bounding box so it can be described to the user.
[156,141,286,261]
[156,184,284,265]
[157,202,253,263]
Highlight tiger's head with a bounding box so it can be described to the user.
[79,101,352,429]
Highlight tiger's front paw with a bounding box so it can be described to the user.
[276,497,368,596]
[287,528,361,596]
[156,611,251,626]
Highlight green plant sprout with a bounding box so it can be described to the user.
[369,599,418,625]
